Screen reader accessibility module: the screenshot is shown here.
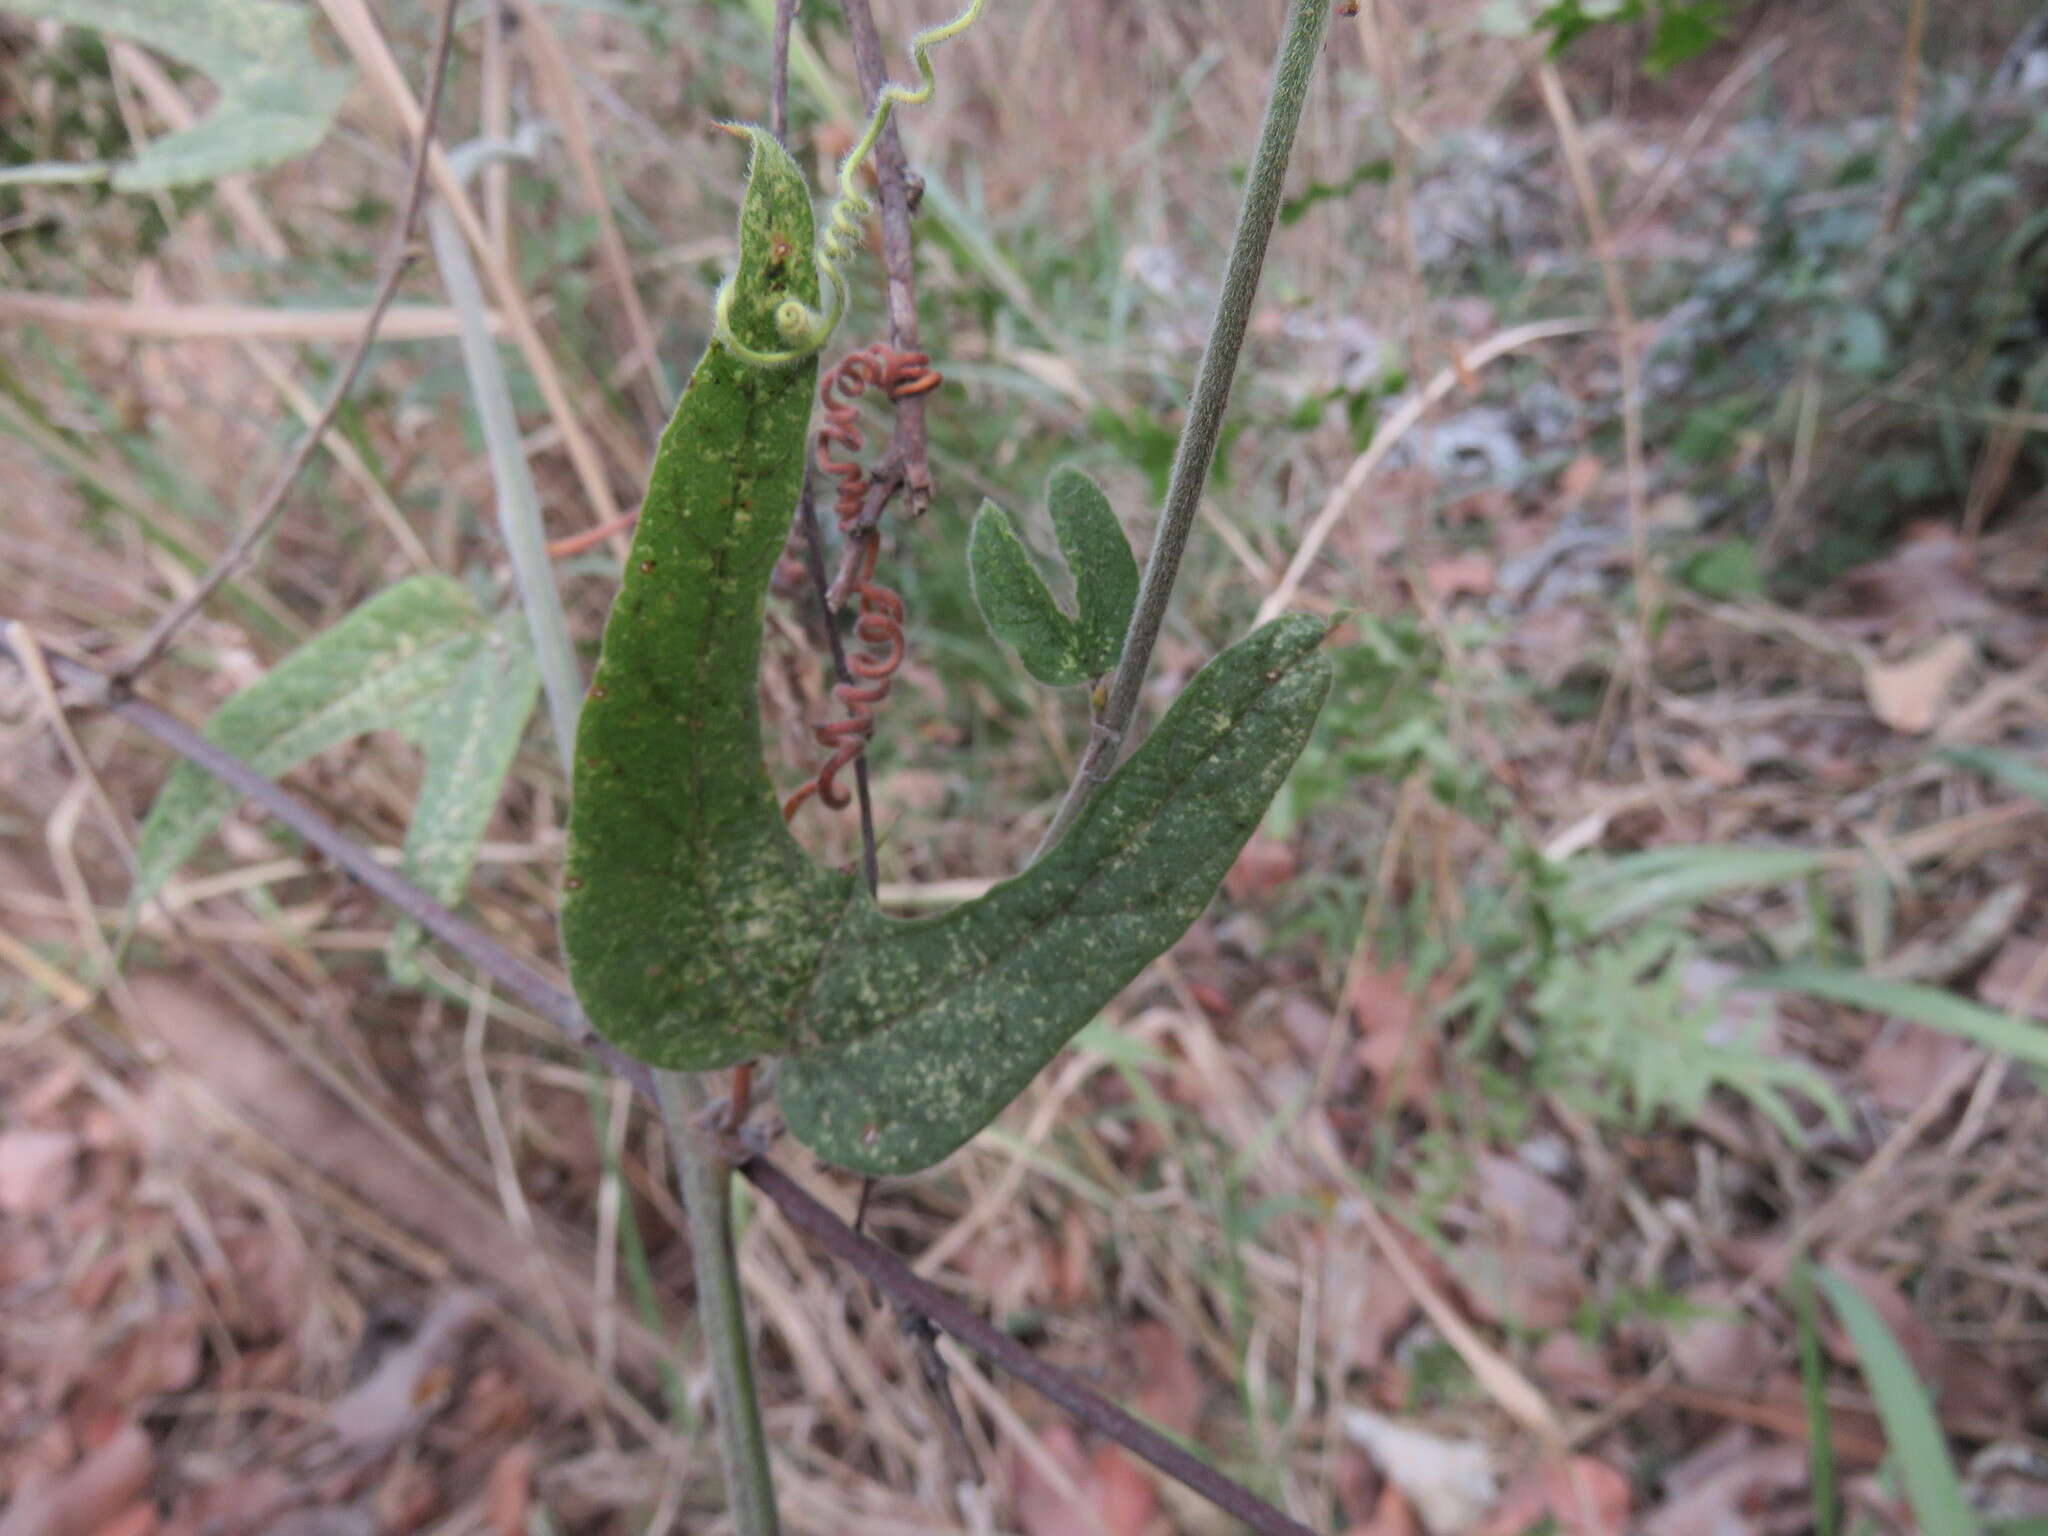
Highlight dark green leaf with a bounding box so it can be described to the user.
[780,615,1332,1175]
[560,129,848,1071]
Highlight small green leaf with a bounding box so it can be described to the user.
[1750,966,2048,1069]
[968,467,1138,687]
[1817,1268,1981,1536]
[134,575,489,903]
[389,611,541,979]
[780,615,1332,1175]
[5,0,352,190]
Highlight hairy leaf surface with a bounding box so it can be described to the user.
[559,129,849,1071]
[390,611,541,978]
[781,615,1331,1174]
[4,0,351,189]
[968,467,1138,686]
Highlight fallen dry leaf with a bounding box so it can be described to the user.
[1862,634,1973,734]
[1642,1437,1807,1536]
[1225,834,1299,902]
[1127,1321,1203,1441]
[0,1422,152,1536]
[485,1443,537,1536]
[1425,554,1497,602]
[1474,1456,1630,1536]
[323,1290,488,1453]
[1012,1424,1158,1536]
[1860,1022,1972,1115]
[1343,1409,1497,1536]
[1979,938,2048,1021]
[0,1128,78,1216]
[1666,1284,1774,1392]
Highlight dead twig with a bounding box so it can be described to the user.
[838,0,936,525]
[0,627,1319,1536]
[117,0,462,685]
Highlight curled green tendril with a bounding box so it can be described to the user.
[713,0,992,368]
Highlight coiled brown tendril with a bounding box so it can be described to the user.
[783,344,942,821]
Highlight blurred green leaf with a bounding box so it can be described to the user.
[1279,156,1391,226]
[1677,537,1763,600]
[135,576,490,904]
[4,0,351,189]
[1817,1268,1980,1536]
[389,611,541,980]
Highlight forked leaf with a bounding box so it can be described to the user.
[780,615,1330,1174]
[968,467,1137,687]
[134,575,489,903]
[4,0,352,190]
[558,133,1331,1175]
[389,611,541,979]
[560,128,846,1071]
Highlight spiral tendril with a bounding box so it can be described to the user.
[715,0,992,368]
[783,344,944,821]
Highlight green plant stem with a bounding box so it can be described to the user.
[427,128,584,776]
[657,1070,779,1536]
[1038,0,1330,854]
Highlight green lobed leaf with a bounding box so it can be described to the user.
[389,611,542,980]
[1817,1268,1980,1536]
[779,615,1332,1175]
[134,575,489,904]
[559,127,848,1071]
[968,467,1138,687]
[6,0,352,190]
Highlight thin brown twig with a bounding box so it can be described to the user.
[0,628,1318,1536]
[118,0,463,686]
[838,0,936,525]
[769,0,798,146]
[795,481,881,897]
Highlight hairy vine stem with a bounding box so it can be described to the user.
[0,628,1319,1536]
[1039,0,1332,855]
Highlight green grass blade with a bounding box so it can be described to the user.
[1751,966,2048,1068]
[1941,746,2048,809]
[1792,1263,1840,1536]
[1562,844,1830,932]
[1816,1268,1980,1536]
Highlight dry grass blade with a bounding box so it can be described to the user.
[0,290,492,340]
[1258,316,1595,623]
[118,0,463,682]
[316,0,631,545]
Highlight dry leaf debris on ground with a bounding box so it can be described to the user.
[5,1,2048,1533]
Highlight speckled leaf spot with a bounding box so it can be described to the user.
[560,128,853,1070]
[780,615,1332,1175]
[968,467,1139,688]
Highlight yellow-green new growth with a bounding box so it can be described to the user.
[713,0,992,368]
